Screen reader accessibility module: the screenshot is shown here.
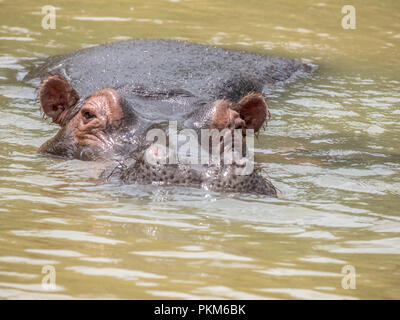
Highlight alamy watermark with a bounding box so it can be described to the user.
[41,265,56,290]
[143,121,255,175]
[41,5,56,30]
[341,264,356,289]
[341,5,356,30]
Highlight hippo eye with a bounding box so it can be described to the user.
[82,110,96,121]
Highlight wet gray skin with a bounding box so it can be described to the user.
[25,39,313,196]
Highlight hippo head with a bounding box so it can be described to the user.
[37,74,269,163]
[37,74,276,195]
[38,74,139,160]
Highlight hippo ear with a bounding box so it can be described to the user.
[38,74,79,125]
[236,93,269,132]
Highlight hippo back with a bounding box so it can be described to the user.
[25,39,313,101]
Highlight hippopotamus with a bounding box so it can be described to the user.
[25,39,313,196]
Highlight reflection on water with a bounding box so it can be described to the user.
[0,0,399,299]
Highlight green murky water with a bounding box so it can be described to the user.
[0,0,399,299]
